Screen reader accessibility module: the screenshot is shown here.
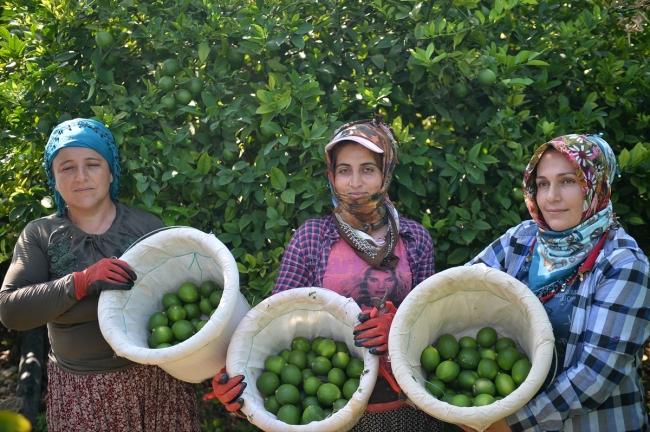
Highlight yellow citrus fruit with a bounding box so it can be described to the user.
[317,383,341,406]
[473,378,496,397]
[265,355,287,375]
[512,359,532,386]
[280,364,302,386]
[346,358,364,379]
[275,384,300,406]
[148,312,168,330]
[495,373,516,397]
[476,327,498,348]
[162,293,182,309]
[303,376,323,396]
[420,346,441,373]
[436,334,459,360]
[171,320,194,341]
[342,378,359,400]
[177,282,199,303]
[256,371,281,395]
[276,404,300,425]
[435,360,460,383]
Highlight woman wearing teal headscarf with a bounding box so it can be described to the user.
[460,135,650,431]
[0,119,200,431]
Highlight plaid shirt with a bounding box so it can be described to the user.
[468,220,650,432]
[273,214,434,294]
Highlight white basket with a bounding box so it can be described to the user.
[98,226,250,383]
[226,288,379,432]
[389,264,555,432]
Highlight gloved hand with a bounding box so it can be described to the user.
[203,367,246,418]
[353,301,397,355]
[72,258,137,300]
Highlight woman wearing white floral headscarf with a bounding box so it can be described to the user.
[462,134,650,431]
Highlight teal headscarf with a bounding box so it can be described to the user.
[44,119,121,216]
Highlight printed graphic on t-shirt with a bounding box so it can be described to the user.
[322,237,412,309]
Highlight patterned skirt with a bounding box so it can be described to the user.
[350,405,445,432]
[46,361,200,432]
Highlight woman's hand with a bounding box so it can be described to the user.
[72,258,137,300]
[353,301,397,355]
[203,367,247,418]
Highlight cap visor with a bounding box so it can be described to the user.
[325,136,384,153]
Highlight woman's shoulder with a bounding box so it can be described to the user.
[295,215,336,234]
[116,203,165,228]
[23,212,69,235]
[600,225,649,268]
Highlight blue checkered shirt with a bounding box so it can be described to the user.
[273,214,434,294]
[468,220,650,431]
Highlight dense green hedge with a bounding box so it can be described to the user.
[1,0,649,306]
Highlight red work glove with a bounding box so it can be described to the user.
[353,301,397,355]
[203,367,246,418]
[72,258,137,300]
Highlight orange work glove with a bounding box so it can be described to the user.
[353,301,397,355]
[72,258,136,300]
[203,367,246,418]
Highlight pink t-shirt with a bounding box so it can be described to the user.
[322,237,412,309]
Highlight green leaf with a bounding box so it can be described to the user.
[280,189,295,204]
[270,167,287,190]
[447,247,469,265]
[197,152,211,175]
[618,148,630,170]
[526,59,549,66]
[198,42,210,64]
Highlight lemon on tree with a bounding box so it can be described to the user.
[95,30,113,48]
[158,76,176,93]
[161,96,176,111]
[188,77,204,95]
[161,58,181,76]
[477,69,497,87]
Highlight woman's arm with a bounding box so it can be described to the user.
[0,224,78,330]
[506,253,650,431]
[272,221,319,294]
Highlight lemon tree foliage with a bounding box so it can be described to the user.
[1,0,650,306]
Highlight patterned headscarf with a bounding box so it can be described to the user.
[44,119,121,216]
[522,134,618,293]
[325,114,398,233]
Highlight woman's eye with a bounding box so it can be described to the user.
[562,178,575,184]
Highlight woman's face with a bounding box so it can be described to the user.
[333,143,383,198]
[534,148,585,231]
[52,147,113,213]
[365,268,397,299]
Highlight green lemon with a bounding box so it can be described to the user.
[451,82,469,99]
[317,383,341,406]
[280,364,302,386]
[187,77,204,95]
[342,378,359,400]
[265,355,287,375]
[221,148,238,163]
[477,69,497,86]
[311,337,325,352]
[346,358,364,379]
[496,347,520,371]
[171,320,194,341]
[441,392,456,404]
[288,349,308,370]
[335,341,350,354]
[226,47,245,68]
[156,342,172,349]
[457,348,481,370]
[459,336,478,350]
[473,378,496,397]
[327,367,347,389]
[257,371,280,395]
[301,395,322,410]
[332,398,348,411]
[190,317,200,328]
[435,360,460,383]
[161,95,176,110]
[420,346,441,373]
[457,370,479,391]
[162,293,182,309]
[158,75,176,92]
[511,359,532,386]
[476,327,498,348]
[95,31,113,48]
[301,368,316,383]
[494,337,517,355]
[161,58,181,76]
[199,298,213,315]
[306,351,317,366]
[175,89,192,105]
[147,333,157,348]
[425,378,446,398]
[151,326,173,345]
[495,373,516,397]
[473,393,495,406]
[278,349,291,362]
[479,348,497,360]
[200,280,217,297]
[196,320,208,332]
[301,405,326,424]
[276,404,300,425]
[436,334,459,360]
[166,304,186,322]
[303,376,323,396]
[209,290,223,308]
[331,352,350,370]
[275,384,300,406]
[183,303,201,320]
[177,282,199,303]
[477,358,499,380]
[148,312,169,330]
[315,339,337,359]
[291,337,312,354]
[450,394,472,407]
[311,356,332,376]
[264,394,281,414]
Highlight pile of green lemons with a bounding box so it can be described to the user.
[256,336,365,425]
[146,280,223,349]
[420,327,532,407]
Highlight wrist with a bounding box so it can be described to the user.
[72,271,86,300]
